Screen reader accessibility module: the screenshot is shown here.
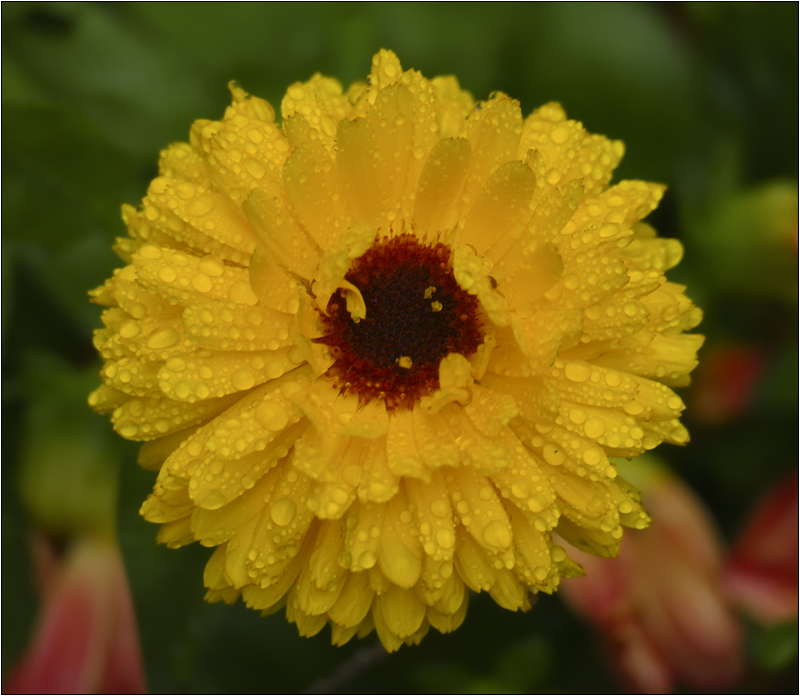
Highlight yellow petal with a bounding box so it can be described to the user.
[376,492,422,589]
[405,471,456,563]
[241,187,320,279]
[413,138,472,237]
[283,140,350,251]
[375,585,426,639]
[336,83,414,231]
[281,74,350,151]
[327,571,373,628]
[457,160,536,254]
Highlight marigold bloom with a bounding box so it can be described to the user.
[90,50,703,650]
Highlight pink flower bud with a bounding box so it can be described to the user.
[725,473,799,624]
[561,462,742,693]
[5,535,146,694]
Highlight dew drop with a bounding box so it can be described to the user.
[359,550,377,569]
[587,496,606,515]
[569,407,586,425]
[199,256,225,277]
[435,528,455,549]
[550,125,570,145]
[542,444,566,466]
[143,205,161,222]
[369,482,388,498]
[584,417,606,439]
[482,520,511,549]
[228,280,258,305]
[255,400,289,431]
[119,321,141,339]
[118,421,138,438]
[527,495,546,514]
[158,266,178,284]
[232,368,256,391]
[139,244,162,259]
[154,418,170,433]
[582,447,603,467]
[533,565,549,582]
[247,128,264,144]
[191,272,213,293]
[187,195,215,217]
[146,329,180,350]
[511,481,530,499]
[243,157,266,180]
[320,115,336,137]
[564,362,591,382]
[430,500,449,518]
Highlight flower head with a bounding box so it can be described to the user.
[724,473,798,624]
[6,535,146,694]
[560,460,741,693]
[90,50,702,650]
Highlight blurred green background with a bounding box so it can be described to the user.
[2,2,797,693]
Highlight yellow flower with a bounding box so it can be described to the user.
[90,49,703,651]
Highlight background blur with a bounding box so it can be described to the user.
[2,2,797,693]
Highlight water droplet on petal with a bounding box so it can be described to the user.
[482,520,511,549]
[359,550,376,568]
[271,497,296,527]
[232,369,255,391]
[435,528,455,550]
[187,194,215,217]
[158,266,178,283]
[146,329,180,350]
[550,125,570,145]
[430,500,449,518]
[119,321,141,338]
[191,272,213,293]
[511,481,530,499]
[542,443,566,466]
[255,401,289,431]
[584,417,606,439]
[564,362,590,382]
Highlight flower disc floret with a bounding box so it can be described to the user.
[317,233,484,410]
[90,49,703,652]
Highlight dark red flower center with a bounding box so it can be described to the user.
[316,234,484,410]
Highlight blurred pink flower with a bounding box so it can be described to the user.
[724,473,798,624]
[561,462,742,693]
[5,534,146,694]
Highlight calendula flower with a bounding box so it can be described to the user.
[90,50,702,651]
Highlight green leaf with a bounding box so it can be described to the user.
[754,620,799,672]
[2,102,134,245]
[493,636,550,691]
[2,102,134,330]
[2,2,216,157]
